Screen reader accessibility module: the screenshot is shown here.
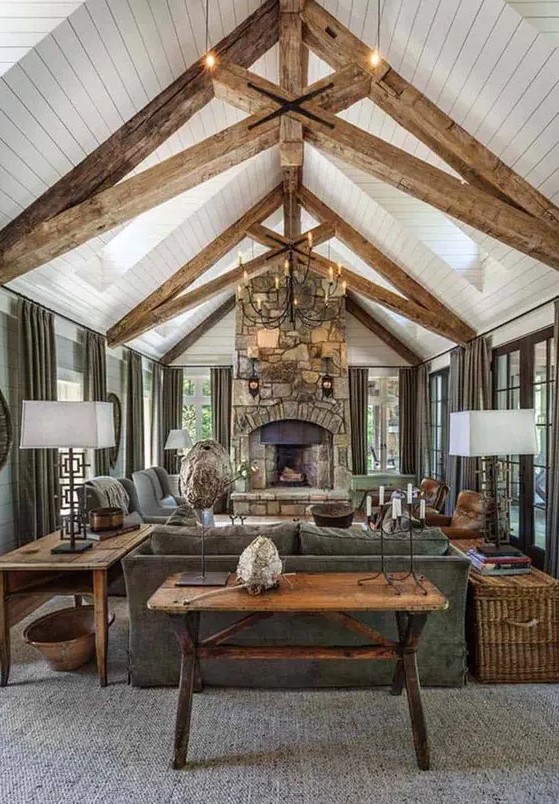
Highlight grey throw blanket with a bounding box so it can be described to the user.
[88,477,129,512]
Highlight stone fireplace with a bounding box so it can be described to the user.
[230,268,352,517]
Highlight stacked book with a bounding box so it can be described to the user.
[467,546,532,576]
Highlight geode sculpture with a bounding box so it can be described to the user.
[179,439,232,510]
[236,536,283,595]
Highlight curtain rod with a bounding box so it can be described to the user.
[0,285,162,365]
[422,294,559,366]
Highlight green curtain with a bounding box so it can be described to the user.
[17,299,58,543]
[399,367,417,475]
[211,367,233,513]
[125,351,144,476]
[415,364,431,483]
[151,362,163,468]
[162,367,183,473]
[349,367,368,474]
[446,346,464,512]
[545,300,559,577]
[461,336,491,492]
[84,330,110,476]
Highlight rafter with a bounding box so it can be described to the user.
[301,0,559,224]
[123,250,283,341]
[161,296,236,366]
[107,185,282,347]
[310,253,466,344]
[0,0,280,257]
[345,293,421,366]
[246,221,334,249]
[280,0,304,238]
[0,115,280,282]
[297,185,475,342]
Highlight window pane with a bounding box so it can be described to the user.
[201,405,213,439]
[182,404,196,441]
[183,378,195,397]
[201,379,211,397]
[496,354,507,390]
[509,351,520,388]
[534,341,547,384]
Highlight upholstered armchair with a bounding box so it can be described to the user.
[425,490,490,540]
[132,466,188,520]
[417,477,450,515]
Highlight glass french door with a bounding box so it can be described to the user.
[493,327,554,568]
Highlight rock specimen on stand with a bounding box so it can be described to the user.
[180,439,232,510]
[236,536,283,595]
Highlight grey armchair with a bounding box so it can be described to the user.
[132,466,188,520]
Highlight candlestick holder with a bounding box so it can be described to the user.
[359,500,428,595]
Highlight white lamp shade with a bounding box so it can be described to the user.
[20,401,115,449]
[164,429,193,450]
[449,409,538,457]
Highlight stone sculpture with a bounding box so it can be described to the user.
[236,536,283,595]
[179,439,232,510]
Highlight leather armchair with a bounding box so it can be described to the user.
[425,490,490,540]
[417,477,450,515]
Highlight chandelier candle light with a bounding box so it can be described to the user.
[237,234,346,329]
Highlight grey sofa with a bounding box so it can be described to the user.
[123,522,470,689]
[81,477,169,526]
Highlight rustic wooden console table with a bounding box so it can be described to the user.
[148,572,448,771]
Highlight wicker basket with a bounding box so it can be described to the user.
[467,568,559,683]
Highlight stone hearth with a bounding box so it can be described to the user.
[231,487,349,518]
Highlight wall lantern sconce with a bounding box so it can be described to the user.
[248,357,260,399]
[321,357,334,399]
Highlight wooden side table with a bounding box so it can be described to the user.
[148,572,448,771]
[451,539,559,683]
[0,525,151,687]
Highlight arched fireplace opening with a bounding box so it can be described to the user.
[250,419,333,490]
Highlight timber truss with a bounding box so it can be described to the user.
[2,0,559,360]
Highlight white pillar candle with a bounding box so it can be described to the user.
[379,485,385,506]
[366,495,372,517]
[391,499,397,519]
[407,483,413,504]
[420,499,426,520]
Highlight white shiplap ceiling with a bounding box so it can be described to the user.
[1,0,559,361]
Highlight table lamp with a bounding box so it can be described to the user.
[164,429,193,460]
[20,401,115,554]
[449,409,537,551]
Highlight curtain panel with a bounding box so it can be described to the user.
[446,346,464,512]
[399,367,417,476]
[151,362,163,468]
[162,367,183,473]
[84,330,110,476]
[211,367,233,513]
[545,300,559,577]
[461,336,491,492]
[415,364,431,483]
[125,351,145,476]
[17,299,58,543]
[349,368,368,474]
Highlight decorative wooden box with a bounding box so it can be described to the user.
[467,567,559,683]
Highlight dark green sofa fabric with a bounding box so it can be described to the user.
[150,523,299,556]
[123,528,468,690]
[298,523,449,556]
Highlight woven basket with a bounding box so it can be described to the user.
[468,568,559,683]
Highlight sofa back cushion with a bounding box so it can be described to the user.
[298,523,448,556]
[150,523,299,556]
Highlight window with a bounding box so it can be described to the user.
[429,370,449,480]
[182,373,212,443]
[367,374,399,472]
[493,328,554,567]
[143,360,153,467]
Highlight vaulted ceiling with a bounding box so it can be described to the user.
[1,0,559,362]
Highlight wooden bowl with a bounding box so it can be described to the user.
[310,503,354,528]
[89,507,123,532]
[23,606,115,672]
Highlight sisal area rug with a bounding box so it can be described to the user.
[1,598,559,804]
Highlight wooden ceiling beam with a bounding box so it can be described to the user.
[107,185,283,347]
[297,185,475,342]
[345,293,421,366]
[246,221,334,249]
[301,0,559,224]
[280,0,305,238]
[0,0,280,257]
[301,114,559,272]
[161,295,236,366]
[310,253,466,344]
[140,250,283,334]
[0,115,280,282]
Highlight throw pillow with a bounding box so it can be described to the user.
[164,505,197,527]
